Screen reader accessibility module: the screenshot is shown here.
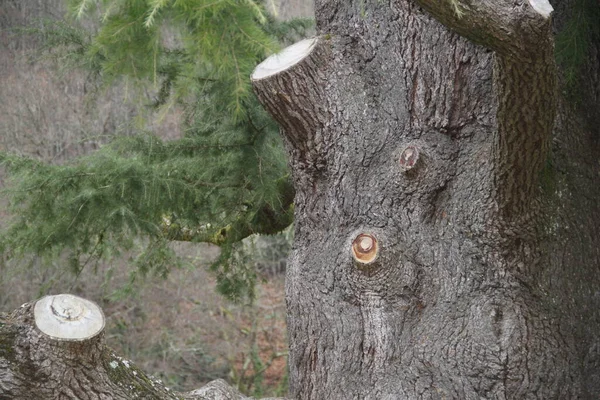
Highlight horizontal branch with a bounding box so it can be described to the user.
[0,294,287,400]
[161,180,294,244]
[412,0,553,59]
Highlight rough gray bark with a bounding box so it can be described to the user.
[252,0,600,398]
[0,296,258,400]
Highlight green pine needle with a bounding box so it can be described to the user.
[2,0,312,301]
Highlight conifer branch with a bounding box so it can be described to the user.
[1,0,312,301]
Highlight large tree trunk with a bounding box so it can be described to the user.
[252,0,600,398]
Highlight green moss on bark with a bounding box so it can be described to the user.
[102,350,183,399]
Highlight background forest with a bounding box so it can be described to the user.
[0,0,313,396]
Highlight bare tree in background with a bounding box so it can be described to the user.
[0,0,181,163]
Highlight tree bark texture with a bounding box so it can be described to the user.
[0,298,257,400]
[253,0,600,398]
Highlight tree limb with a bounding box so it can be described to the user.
[411,0,554,58]
[0,294,288,400]
[251,37,331,175]
[414,0,557,217]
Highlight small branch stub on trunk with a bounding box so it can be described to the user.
[251,36,330,172]
[399,145,420,172]
[34,294,105,340]
[352,233,379,265]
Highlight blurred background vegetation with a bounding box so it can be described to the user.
[0,0,312,396]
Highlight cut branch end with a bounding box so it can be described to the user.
[399,145,420,172]
[527,0,553,18]
[34,294,105,341]
[252,37,319,81]
[352,233,379,265]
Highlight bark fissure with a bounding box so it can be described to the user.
[493,48,557,219]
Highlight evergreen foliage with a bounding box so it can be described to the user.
[0,0,312,301]
[555,0,600,93]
